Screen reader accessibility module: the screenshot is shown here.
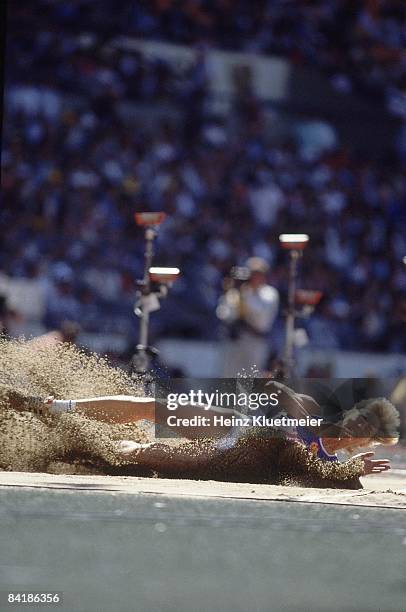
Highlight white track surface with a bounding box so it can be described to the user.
[0,469,405,508]
[1,471,406,611]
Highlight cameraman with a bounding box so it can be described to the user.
[217,257,279,376]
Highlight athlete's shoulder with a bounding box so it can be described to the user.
[296,426,338,462]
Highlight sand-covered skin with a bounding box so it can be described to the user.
[0,338,365,487]
[123,428,365,488]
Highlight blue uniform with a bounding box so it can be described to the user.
[296,426,338,462]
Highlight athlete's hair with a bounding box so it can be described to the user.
[340,397,400,453]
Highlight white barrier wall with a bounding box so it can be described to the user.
[296,347,406,378]
[157,339,406,378]
[157,339,224,377]
[114,37,291,102]
[0,274,46,321]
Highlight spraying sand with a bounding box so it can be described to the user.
[0,338,365,487]
[0,337,148,473]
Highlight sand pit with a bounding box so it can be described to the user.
[1,338,404,494]
[0,469,405,509]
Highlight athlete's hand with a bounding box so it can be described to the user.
[353,451,391,475]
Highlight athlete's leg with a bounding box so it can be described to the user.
[69,396,237,434]
[72,396,155,424]
[3,388,239,435]
[74,395,247,437]
[1,388,156,424]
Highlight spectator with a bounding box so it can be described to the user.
[1,0,405,355]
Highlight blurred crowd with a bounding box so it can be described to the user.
[7,0,406,118]
[1,0,405,355]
